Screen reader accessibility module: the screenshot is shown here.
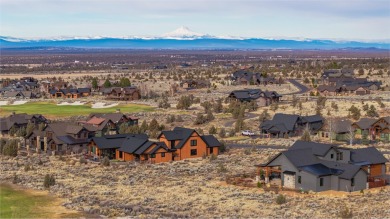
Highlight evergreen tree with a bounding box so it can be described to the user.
[103,79,112,88]
[149,119,159,131]
[209,126,217,134]
[91,77,98,90]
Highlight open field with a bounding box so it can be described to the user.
[0,102,154,118]
[0,183,84,218]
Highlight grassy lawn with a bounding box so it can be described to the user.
[0,102,154,118]
[0,184,83,218]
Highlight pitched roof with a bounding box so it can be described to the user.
[301,115,323,123]
[56,136,89,145]
[92,133,149,151]
[65,125,84,134]
[290,140,336,157]
[146,142,170,155]
[333,119,352,133]
[201,135,221,147]
[261,113,300,132]
[350,147,388,164]
[299,163,343,177]
[160,127,195,149]
[89,113,126,123]
[87,117,106,125]
[263,140,376,180]
[353,118,377,130]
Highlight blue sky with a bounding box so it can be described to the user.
[1,0,389,41]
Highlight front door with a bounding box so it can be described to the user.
[283,173,296,189]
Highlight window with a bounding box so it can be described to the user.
[150,154,156,158]
[298,176,301,184]
[336,152,343,161]
[161,152,165,157]
[190,149,197,156]
[330,154,334,159]
[190,140,197,146]
[320,178,324,186]
[351,178,355,186]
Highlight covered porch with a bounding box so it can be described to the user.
[256,165,282,187]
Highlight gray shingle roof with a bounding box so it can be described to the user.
[350,147,389,164]
[352,118,376,130]
[160,127,195,149]
[290,140,336,156]
[201,135,221,147]
[261,113,299,132]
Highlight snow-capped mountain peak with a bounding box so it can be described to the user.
[161,26,211,39]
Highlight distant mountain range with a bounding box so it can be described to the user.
[1,27,389,50]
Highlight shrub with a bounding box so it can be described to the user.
[257,181,262,188]
[218,128,226,138]
[38,159,43,165]
[24,164,31,172]
[2,140,18,157]
[275,194,287,205]
[338,206,353,218]
[43,174,55,189]
[12,174,19,184]
[79,157,87,164]
[209,154,217,161]
[217,163,227,173]
[101,156,110,166]
[219,141,227,153]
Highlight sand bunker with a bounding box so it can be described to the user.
[57,101,86,106]
[0,101,9,106]
[11,101,28,105]
[91,102,118,109]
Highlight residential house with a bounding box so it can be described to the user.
[370,117,390,142]
[88,134,172,163]
[102,87,141,101]
[158,127,221,161]
[321,69,354,85]
[352,118,377,141]
[260,114,324,138]
[79,117,117,137]
[231,71,279,85]
[0,113,48,136]
[319,119,352,142]
[229,89,281,106]
[180,79,210,89]
[49,87,91,99]
[256,140,389,192]
[26,122,91,154]
[317,76,381,96]
[88,112,139,128]
[2,90,35,99]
